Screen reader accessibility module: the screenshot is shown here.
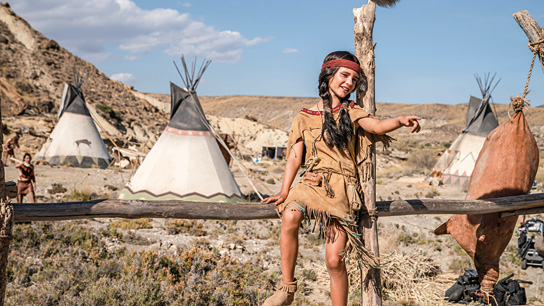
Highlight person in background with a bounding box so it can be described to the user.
[16,153,36,203]
[3,134,20,165]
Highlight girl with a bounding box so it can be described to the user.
[262,51,421,306]
[16,153,36,203]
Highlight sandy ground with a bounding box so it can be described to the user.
[4,157,544,304]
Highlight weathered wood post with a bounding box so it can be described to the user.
[0,98,13,306]
[354,2,381,306]
[513,10,544,75]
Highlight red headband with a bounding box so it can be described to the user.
[321,59,361,74]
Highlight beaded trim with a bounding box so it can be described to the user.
[301,102,355,115]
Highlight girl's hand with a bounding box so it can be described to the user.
[261,193,288,206]
[399,116,421,133]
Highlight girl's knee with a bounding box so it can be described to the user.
[282,207,303,227]
[325,254,345,272]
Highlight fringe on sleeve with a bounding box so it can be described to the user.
[356,127,394,182]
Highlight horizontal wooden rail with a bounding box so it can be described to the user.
[11,193,544,222]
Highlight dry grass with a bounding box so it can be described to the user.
[348,253,454,306]
[110,218,153,231]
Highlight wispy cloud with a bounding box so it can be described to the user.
[123,55,139,61]
[282,48,299,54]
[11,0,266,63]
[110,72,136,84]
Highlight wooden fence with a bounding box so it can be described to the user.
[11,192,544,222]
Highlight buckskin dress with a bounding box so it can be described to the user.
[277,102,391,268]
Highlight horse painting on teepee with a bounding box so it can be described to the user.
[35,68,112,169]
[429,74,500,185]
[119,58,243,202]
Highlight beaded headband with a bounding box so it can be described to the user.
[321,59,361,74]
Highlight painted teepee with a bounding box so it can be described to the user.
[36,70,111,168]
[429,74,500,185]
[119,58,243,202]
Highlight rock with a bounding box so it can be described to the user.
[41,39,59,51]
[15,81,33,93]
[0,35,8,44]
[29,71,40,80]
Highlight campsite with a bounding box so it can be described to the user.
[1,0,544,305]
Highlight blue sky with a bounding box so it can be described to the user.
[11,0,544,106]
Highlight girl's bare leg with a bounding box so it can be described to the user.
[326,220,348,306]
[280,207,304,282]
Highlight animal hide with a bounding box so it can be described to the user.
[434,103,539,298]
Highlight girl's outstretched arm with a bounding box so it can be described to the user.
[261,140,304,205]
[357,115,421,135]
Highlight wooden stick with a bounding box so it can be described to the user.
[513,10,544,75]
[354,2,381,305]
[0,98,13,306]
[13,194,544,222]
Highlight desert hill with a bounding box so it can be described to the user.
[148,93,544,150]
[0,2,166,151]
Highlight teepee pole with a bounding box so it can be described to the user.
[354,1,382,305]
[0,98,14,306]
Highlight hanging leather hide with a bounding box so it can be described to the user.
[434,99,539,299]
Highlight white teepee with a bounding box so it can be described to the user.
[36,70,111,168]
[429,74,500,185]
[119,58,243,202]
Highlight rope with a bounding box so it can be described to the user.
[509,29,544,119]
[522,29,544,99]
[522,52,538,99]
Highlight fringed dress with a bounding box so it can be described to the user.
[277,102,391,268]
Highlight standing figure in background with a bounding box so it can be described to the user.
[16,153,36,203]
[2,134,20,165]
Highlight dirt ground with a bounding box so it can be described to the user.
[5,156,544,305]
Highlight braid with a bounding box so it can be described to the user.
[338,99,354,146]
[317,51,360,151]
[319,79,342,147]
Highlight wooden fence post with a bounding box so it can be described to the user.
[354,2,382,306]
[0,98,13,306]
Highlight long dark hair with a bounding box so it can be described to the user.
[319,51,360,150]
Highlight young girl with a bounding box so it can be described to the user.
[261,51,421,306]
[16,153,36,203]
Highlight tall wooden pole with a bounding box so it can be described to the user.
[0,98,13,306]
[354,2,381,306]
[513,10,544,75]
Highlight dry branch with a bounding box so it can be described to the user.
[11,193,544,222]
[354,2,382,305]
[513,10,544,75]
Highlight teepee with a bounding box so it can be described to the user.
[119,58,243,202]
[429,74,500,185]
[36,69,111,168]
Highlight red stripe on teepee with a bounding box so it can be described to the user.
[164,126,213,137]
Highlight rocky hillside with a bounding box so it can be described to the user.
[0,2,167,151]
[148,93,544,150]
